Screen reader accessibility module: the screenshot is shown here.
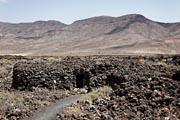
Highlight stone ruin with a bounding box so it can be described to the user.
[12,55,180,91]
[12,59,109,91]
[12,61,89,90]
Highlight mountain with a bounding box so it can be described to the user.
[0,14,180,56]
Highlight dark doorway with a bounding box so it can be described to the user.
[76,73,85,88]
[172,71,180,81]
[75,68,90,88]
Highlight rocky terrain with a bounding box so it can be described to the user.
[0,56,86,120]
[57,57,180,120]
[0,14,180,55]
[0,55,179,120]
[56,55,179,120]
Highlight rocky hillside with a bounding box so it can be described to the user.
[0,14,180,55]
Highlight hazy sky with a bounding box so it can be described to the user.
[0,0,180,24]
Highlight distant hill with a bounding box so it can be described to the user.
[0,14,180,56]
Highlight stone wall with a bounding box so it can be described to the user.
[12,61,75,90]
[12,55,180,91]
[12,57,110,90]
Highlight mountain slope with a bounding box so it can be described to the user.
[0,14,180,55]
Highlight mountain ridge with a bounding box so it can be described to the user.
[1,14,180,25]
[0,14,180,56]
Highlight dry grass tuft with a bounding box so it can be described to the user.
[0,67,8,78]
[0,102,6,120]
[0,91,24,103]
[0,91,24,119]
[63,105,82,117]
[0,59,14,65]
[157,61,168,67]
[63,86,112,117]
[85,86,112,102]
[46,57,62,62]
[94,58,105,65]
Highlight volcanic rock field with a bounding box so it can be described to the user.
[0,55,180,120]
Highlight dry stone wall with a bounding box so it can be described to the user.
[12,55,180,92]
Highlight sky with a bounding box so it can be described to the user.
[0,0,180,24]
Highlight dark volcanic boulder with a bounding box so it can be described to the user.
[172,55,180,65]
[106,72,127,88]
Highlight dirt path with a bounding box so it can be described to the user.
[23,94,88,120]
